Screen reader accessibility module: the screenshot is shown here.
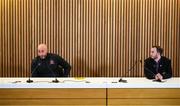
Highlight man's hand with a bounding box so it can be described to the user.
[155,73,163,80]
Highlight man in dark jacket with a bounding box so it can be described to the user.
[144,46,172,80]
[31,44,71,77]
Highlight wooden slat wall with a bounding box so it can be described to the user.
[0,0,179,77]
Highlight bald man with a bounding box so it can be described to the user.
[31,44,71,77]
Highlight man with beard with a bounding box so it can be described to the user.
[31,44,71,77]
[144,46,172,80]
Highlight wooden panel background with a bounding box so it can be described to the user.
[0,88,180,106]
[108,89,180,106]
[0,88,106,105]
[0,0,179,77]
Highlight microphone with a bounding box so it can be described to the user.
[119,60,142,83]
[46,62,59,83]
[27,63,41,83]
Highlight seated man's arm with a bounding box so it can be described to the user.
[162,60,172,79]
[57,55,71,77]
[144,60,155,79]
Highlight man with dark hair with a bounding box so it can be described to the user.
[144,46,172,80]
[31,44,71,77]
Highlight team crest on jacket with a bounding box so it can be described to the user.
[50,60,55,64]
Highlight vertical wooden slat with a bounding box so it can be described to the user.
[0,0,1,76]
[0,2,1,76]
[0,0,179,77]
[0,0,3,76]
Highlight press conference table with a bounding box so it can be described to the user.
[0,77,180,106]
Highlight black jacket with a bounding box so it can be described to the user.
[31,53,71,77]
[144,56,172,79]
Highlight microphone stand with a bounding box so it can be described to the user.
[46,62,59,83]
[119,60,142,83]
[27,63,41,83]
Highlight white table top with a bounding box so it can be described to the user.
[0,77,180,88]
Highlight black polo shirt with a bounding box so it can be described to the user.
[31,53,71,77]
[144,56,172,79]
